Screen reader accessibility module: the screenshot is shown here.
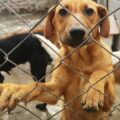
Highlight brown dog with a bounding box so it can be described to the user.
[0,0,117,120]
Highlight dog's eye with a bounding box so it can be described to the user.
[59,9,68,17]
[85,8,94,16]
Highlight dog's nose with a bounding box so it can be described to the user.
[70,28,85,40]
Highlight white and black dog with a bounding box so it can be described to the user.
[0,32,58,111]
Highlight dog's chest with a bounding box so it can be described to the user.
[62,45,111,74]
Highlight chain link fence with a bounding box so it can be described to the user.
[0,0,120,120]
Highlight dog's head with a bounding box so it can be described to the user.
[44,0,110,47]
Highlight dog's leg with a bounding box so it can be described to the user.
[0,64,67,111]
[30,53,52,110]
[0,73,4,83]
[30,58,47,111]
[81,70,115,112]
[30,55,49,82]
[0,81,62,111]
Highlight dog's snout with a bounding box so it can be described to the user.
[70,28,85,40]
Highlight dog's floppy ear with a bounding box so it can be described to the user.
[97,5,110,38]
[44,8,55,39]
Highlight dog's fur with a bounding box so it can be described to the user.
[0,0,119,120]
[0,32,52,82]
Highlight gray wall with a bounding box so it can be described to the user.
[0,0,56,14]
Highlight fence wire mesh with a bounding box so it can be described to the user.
[0,0,120,120]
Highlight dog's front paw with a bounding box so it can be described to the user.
[0,83,36,111]
[81,86,104,112]
[0,83,22,111]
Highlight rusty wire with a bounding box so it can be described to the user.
[0,0,120,120]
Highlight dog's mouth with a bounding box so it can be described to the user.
[61,38,91,47]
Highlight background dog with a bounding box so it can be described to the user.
[0,32,53,110]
